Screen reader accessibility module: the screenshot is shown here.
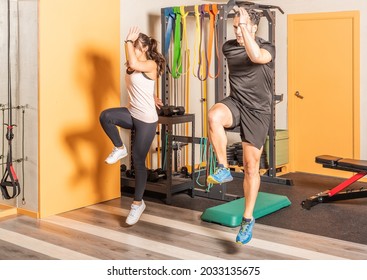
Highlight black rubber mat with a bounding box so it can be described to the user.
[122,172,367,245]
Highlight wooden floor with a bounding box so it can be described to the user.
[1,196,367,260]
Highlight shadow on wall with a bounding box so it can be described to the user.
[63,48,119,199]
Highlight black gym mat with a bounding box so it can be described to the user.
[122,172,367,245]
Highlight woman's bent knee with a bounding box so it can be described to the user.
[99,110,108,123]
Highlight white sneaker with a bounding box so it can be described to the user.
[126,200,146,225]
[105,145,128,164]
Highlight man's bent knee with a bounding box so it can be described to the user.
[208,103,232,127]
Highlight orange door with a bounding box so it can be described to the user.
[288,11,360,177]
[39,0,121,217]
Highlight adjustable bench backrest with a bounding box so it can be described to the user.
[316,155,367,173]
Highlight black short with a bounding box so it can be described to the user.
[219,96,271,150]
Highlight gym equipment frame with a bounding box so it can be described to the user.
[301,155,367,210]
[160,0,292,202]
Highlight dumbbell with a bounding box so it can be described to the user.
[125,169,135,178]
[180,166,191,178]
[157,105,170,116]
[120,164,127,172]
[157,105,185,116]
[126,168,154,180]
[161,105,185,116]
[146,169,154,180]
[156,106,164,116]
[148,168,167,182]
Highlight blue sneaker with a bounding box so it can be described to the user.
[207,167,233,184]
[236,218,255,244]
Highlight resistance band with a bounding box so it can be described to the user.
[196,4,208,81]
[164,7,175,57]
[179,6,190,76]
[206,143,217,192]
[195,137,208,187]
[171,7,182,78]
[192,5,201,78]
[164,7,175,76]
[201,51,208,138]
[179,6,191,167]
[207,4,220,78]
[195,138,216,192]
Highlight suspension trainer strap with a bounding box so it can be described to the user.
[0,153,21,200]
[1,0,21,200]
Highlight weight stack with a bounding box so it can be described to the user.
[226,145,237,166]
[260,149,269,169]
[232,142,243,166]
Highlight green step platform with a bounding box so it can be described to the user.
[201,192,291,227]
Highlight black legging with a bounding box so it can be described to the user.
[99,107,157,201]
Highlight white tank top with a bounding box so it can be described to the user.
[125,70,158,123]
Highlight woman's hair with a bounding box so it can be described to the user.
[234,9,262,26]
[134,33,166,77]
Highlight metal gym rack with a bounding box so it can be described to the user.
[158,0,292,202]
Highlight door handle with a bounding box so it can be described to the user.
[295,91,304,99]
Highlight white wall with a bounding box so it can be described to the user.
[121,0,367,161]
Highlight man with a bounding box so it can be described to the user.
[207,7,275,244]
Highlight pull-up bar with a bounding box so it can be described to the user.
[232,1,284,14]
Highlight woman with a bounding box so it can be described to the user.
[99,26,165,225]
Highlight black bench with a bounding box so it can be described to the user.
[301,155,367,209]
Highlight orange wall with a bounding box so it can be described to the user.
[39,0,121,217]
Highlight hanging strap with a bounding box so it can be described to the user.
[204,5,214,75]
[171,7,182,78]
[206,143,216,192]
[0,152,21,200]
[1,0,21,200]
[180,6,190,76]
[180,6,191,167]
[0,127,21,200]
[192,5,201,78]
[207,4,220,79]
[180,6,189,53]
[196,4,208,81]
[195,137,207,187]
[163,8,175,75]
[164,7,175,56]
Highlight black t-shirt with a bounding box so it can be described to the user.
[222,37,275,114]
